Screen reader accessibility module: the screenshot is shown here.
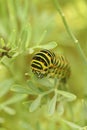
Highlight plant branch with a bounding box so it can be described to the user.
[53,0,87,65]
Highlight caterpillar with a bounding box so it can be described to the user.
[31,49,70,82]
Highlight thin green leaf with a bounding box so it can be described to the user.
[36,41,57,50]
[20,23,31,49]
[62,119,82,129]
[3,106,16,115]
[0,79,14,98]
[57,90,76,101]
[48,93,57,115]
[8,29,17,47]
[2,94,27,106]
[38,30,47,44]
[19,31,27,50]
[29,95,42,112]
[57,102,64,116]
[11,84,35,95]
[25,23,32,48]
[54,0,87,65]
[12,51,20,57]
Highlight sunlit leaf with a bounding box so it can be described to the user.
[2,94,27,106]
[0,79,14,98]
[25,23,32,48]
[57,90,76,101]
[3,106,16,115]
[62,119,82,129]
[29,95,42,112]
[19,23,31,50]
[48,93,57,115]
[8,29,17,47]
[36,41,57,50]
[38,30,47,44]
[12,51,20,57]
[57,102,64,116]
[11,84,35,95]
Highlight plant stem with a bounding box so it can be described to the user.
[53,0,87,65]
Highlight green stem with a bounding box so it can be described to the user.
[53,0,87,65]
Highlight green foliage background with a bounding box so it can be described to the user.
[0,0,87,130]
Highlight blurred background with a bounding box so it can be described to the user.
[0,0,87,130]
